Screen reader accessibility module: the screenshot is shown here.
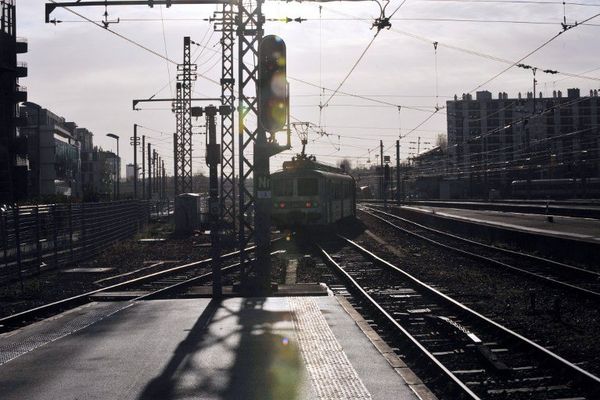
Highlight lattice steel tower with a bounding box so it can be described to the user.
[175,36,196,194]
[214,4,236,241]
[237,0,264,277]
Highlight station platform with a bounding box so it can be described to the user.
[401,200,600,219]
[403,205,600,244]
[0,295,429,400]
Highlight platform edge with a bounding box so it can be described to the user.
[335,295,439,400]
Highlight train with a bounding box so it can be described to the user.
[271,156,356,227]
[511,178,600,199]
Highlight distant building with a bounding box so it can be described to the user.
[74,127,97,195]
[409,146,466,199]
[446,89,600,197]
[87,149,118,198]
[19,103,82,197]
[0,0,28,202]
[126,163,136,182]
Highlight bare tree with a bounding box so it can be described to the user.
[338,158,352,172]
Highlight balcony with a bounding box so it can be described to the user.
[16,37,28,54]
[15,85,27,103]
[16,61,27,78]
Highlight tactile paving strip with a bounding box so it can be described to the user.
[0,302,133,366]
[288,297,372,400]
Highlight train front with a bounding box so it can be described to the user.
[271,169,323,227]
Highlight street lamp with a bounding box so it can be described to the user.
[106,133,119,200]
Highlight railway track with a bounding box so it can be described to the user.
[360,206,600,300]
[0,244,273,332]
[319,235,600,399]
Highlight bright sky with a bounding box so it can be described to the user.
[17,0,600,176]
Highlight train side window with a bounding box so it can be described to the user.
[273,179,293,196]
[298,178,319,196]
[334,182,342,200]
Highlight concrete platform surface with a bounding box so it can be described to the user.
[0,296,419,400]
[405,205,600,243]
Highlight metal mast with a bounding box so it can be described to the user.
[237,0,263,281]
[214,4,236,241]
[176,36,196,194]
[173,82,183,194]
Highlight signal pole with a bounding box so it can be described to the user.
[248,35,290,295]
[192,104,231,297]
[153,150,157,196]
[161,159,165,200]
[207,106,222,297]
[396,139,400,204]
[380,140,384,199]
[147,143,152,199]
[173,132,178,197]
[131,124,138,199]
[141,134,145,199]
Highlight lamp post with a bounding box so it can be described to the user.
[106,133,119,200]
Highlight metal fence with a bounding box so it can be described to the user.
[0,200,151,287]
[149,199,174,219]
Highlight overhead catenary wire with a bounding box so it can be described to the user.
[47,0,221,87]
[420,0,600,7]
[433,41,440,110]
[158,5,173,97]
[469,10,600,93]
[47,0,600,171]
[320,0,409,109]
[321,33,380,109]
[321,4,600,84]
[54,16,600,27]
[290,76,439,114]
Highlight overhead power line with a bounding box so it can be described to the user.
[320,0,409,109]
[290,77,438,113]
[421,0,600,7]
[322,4,600,84]
[54,16,600,27]
[48,0,220,86]
[321,33,380,109]
[469,10,600,93]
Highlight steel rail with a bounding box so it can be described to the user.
[337,234,600,389]
[135,250,286,301]
[365,204,598,278]
[0,245,258,331]
[318,244,481,400]
[361,206,600,300]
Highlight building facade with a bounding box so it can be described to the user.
[20,103,82,197]
[446,89,600,197]
[18,103,122,200]
[0,0,28,203]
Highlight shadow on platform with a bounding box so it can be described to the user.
[138,298,303,400]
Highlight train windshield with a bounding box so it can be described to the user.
[273,179,294,196]
[297,178,319,196]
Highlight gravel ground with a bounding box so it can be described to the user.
[0,222,221,318]
[350,212,600,376]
